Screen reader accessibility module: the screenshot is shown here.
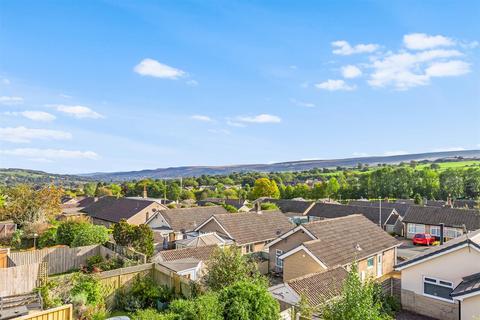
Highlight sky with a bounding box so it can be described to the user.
[0,0,479,174]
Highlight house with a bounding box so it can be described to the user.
[257,199,315,225]
[402,206,480,240]
[152,244,220,280]
[348,199,411,217]
[305,203,401,233]
[194,210,293,254]
[266,214,401,281]
[395,229,480,320]
[59,196,97,220]
[175,232,230,249]
[82,196,167,227]
[269,267,348,317]
[146,206,229,244]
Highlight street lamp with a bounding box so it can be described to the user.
[33,233,38,250]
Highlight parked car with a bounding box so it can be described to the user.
[412,233,435,246]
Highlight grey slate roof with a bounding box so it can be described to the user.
[396,229,480,269]
[82,196,156,223]
[402,206,480,230]
[287,267,348,307]
[348,200,411,217]
[268,199,314,215]
[306,203,397,226]
[205,211,293,245]
[158,206,228,232]
[451,273,480,298]
[302,215,400,268]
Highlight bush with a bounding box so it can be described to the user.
[57,220,88,246]
[116,275,172,312]
[35,280,62,309]
[260,202,279,211]
[70,224,109,247]
[38,227,58,248]
[222,204,238,213]
[10,229,24,249]
[130,309,173,320]
[70,273,103,306]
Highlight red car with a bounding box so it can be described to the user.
[412,233,435,246]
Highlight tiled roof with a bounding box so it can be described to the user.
[306,203,397,226]
[160,257,201,272]
[396,229,480,269]
[268,199,314,214]
[302,215,400,268]
[159,206,228,232]
[402,206,480,230]
[175,233,226,248]
[287,267,348,306]
[451,273,480,298]
[348,200,411,217]
[82,196,157,223]
[209,211,293,245]
[154,244,219,262]
[453,199,479,209]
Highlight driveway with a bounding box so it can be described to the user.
[396,238,431,261]
[396,311,438,320]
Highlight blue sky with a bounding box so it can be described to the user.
[0,0,479,174]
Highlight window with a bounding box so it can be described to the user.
[275,249,284,269]
[445,227,462,239]
[408,223,425,234]
[245,244,254,253]
[423,277,453,302]
[367,257,374,268]
[430,226,440,237]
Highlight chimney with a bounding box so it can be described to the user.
[143,185,148,199]
[439,223,444,245]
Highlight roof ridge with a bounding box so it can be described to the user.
[304,214,365,225]
[287,266,346,283]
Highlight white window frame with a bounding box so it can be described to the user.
[422,276,454,303]
[367,256,375,269]
[275,249,284,269]
[430,226,440,237]
[445,227,462,239]
[244,244,254,253]
[408,223,425,234]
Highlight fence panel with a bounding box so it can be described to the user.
[15,304,73,320]
[8,245,100,275]
[0,263,40,296]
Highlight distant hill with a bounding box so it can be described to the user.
[2,150,479,185]
[83,150,480,182]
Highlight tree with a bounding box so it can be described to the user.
[83,183,97,196]
[70,224,109,247]
[204,246,258,291]
[326,177,340,199]
[322,265,389,320]
[112,219,135,246]
[250,178,280,199]
[2,184,62,225]
[112,220,154,258]
[440,169,464,199]
[220,280,280,320]
[413,193,423,205]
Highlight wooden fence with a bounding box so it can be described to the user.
[0,263,41,296]
[15,304,73,320]
[8,245,100,275]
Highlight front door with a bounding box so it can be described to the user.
[377,254,383,277]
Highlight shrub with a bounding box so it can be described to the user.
[35,280,62,309]
[130,309,173,320]
[222,204,238,213]
[113,220,154,258]
[70,273,103,306]
[116,275,172,312]
[10,229,24,249]
[260,202,279,211]
[70,224,109,247]
[57,220,88,246]
[38,227,58,248]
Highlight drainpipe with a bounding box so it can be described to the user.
[439,223,445,245]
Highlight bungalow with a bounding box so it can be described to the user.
[402,206,480,240]
[60,196,97,220]
[305,203,401,233]
[259,199,315,225]
[82,196,167,227]
[269,267,348,318]
[197,198,250,212]
[146,206,228,245]
[194,210,293,254]
[396,229,480,320]
[266,214,401,281]
[152,244,220,281]
[175,232,230,249]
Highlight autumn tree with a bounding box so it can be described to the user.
[250,178,280,199]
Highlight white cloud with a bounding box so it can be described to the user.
[236,114,281,124]
[341,65,362,78]
[290,98,315,108]
[5,111,56,122]
[353,152,370,157]
[53,104,103,119]
[0,126,72,143]
[332,40,379,55]
[186,79,199,86]
[403,33,455,50]
[368,49,467,89]
[226,120,246,128]
[191,115,213,122]
[0,96,23,105]
[315,79,356,91]
[59,93,72,99]
[384,150,408,156]
[425,60,470,77]
[431,147,466,152]
[0,148,99,160]
[134,58,186,79]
